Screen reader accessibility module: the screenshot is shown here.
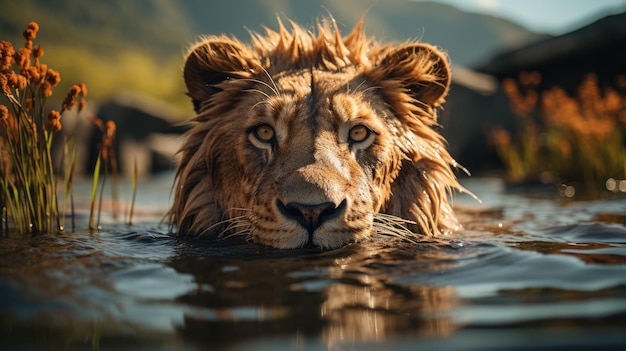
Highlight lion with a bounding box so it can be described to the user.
[168,17,471,249]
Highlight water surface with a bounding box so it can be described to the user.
[1,176,625,350]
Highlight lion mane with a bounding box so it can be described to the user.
[168,17,470,249]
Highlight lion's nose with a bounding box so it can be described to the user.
[277,200,346,233]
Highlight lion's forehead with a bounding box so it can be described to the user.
[250,70,380,125]
[271,68,358,90]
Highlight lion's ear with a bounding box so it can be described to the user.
[371,43,451,108]
[184,37,259,112]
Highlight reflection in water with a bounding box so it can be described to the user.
[169,240,464,348]
[319,243,459,343]
[319,280,458,342]
[1,178,626,350]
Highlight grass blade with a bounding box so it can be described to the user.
[89,153,101,230]
[128,157,138,226]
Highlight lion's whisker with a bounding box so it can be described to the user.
[353,79,369,93]
[197,215,245,237]
[245,88,271,100]
[218,213,253,239]
[374,212,417,226]
[360,85,381,95]
[219,228,252,240]
[217,218,253,238]
[250,100,271,112]
[373,213,423,244]
[256,67,281,97]
[222,219,251,233]
[240,78,277,96]
[223,208,252,218]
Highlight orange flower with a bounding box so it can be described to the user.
[45,67,60,86]
[62,84,81,111]
[0,104,8,125]
[25,65,40,82]
[79,82,88,97]
[6,71,17,88]
[6,71,26,91]
[0,40,15,56]
[502,78,517,97]
[40,81,53,97]
[23,22,39,41]
[603,89,622,112]
[0,74,8,94]
[77,87,88,109]
[0,40,15,72]
[32,45,44,59]
[502,76,537,117]
[27,22,39,33]
[1,56,12,72]
[16,74,27,91]
[69,84,80,96]
[488,126,511,146]
[519,71,541,87]
[105,120,116,139]
[15,48,31,72]
[47,110,62,132]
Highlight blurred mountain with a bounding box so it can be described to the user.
[0,0,190,56]
[0,0,547,106]
[1,0,549,64]
[178,0,548,67]
[0,0,193,107]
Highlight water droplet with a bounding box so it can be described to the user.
[559,184,575,198]
[606,178,617,191]
[619,180,626,193]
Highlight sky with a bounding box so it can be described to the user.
[416,0,626,35]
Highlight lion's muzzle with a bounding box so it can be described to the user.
[277,199,348,244]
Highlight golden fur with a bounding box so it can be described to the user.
[168,18,469,249]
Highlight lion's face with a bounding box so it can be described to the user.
[240,70,401,248]
[169,19,467,249]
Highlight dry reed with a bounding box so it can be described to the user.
[1,22,135,234]
[488,71,626,193]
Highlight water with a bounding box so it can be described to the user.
[1,175,626,350]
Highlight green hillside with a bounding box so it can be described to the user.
[1,0,545,111]
[0,0,192,108]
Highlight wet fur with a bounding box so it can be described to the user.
[168,17,469,249]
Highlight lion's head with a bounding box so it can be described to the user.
[168,18,469,249]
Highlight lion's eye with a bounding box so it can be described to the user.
[348,125,370,143]
[253,124,275,143]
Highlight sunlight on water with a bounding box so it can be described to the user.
[1,175,626,350]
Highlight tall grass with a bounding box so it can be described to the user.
[0,22,77,234]
[1,22,136,235]
[488,72,626,192]
[85,114,119,230]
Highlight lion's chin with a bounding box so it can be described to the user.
[253,225,370,250]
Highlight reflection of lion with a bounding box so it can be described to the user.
[168,18,469,249]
